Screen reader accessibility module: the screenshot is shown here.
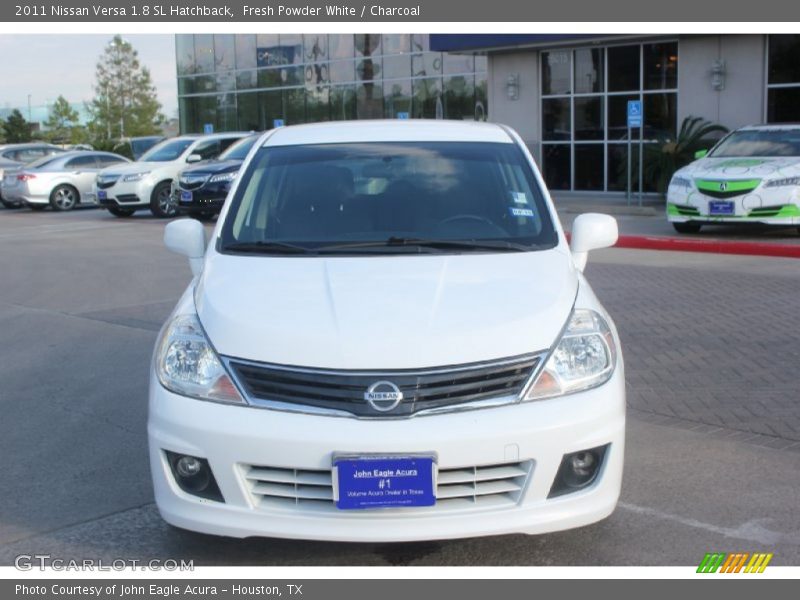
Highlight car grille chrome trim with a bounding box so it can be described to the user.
[241,460,533,512]
[223,353,545,418]
[178,174,209,190]
[96,176,120,189]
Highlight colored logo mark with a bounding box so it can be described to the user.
[697,552,773,573]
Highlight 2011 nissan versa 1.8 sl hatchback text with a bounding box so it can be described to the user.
[150,120,624,542]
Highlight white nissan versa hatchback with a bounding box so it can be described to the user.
[149,120,624,542]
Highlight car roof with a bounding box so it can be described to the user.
[262,120,514,147]
[0,142,62,150]
[55,150,126,160]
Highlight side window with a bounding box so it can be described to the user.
[219,137,241,153]
[65,155,100,169]
[97,154,126,167]
[192,140,221,160]
[15,149,47,162]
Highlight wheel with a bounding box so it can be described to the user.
[0,196,22,209]
[107,206,135,218]
[672,222,702,234]
[150,181,177,218]
[49,184,79,211]
[28,204,46,211]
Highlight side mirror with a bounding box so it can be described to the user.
[570,213,618,272]
[186,153,202,163]
[164,219,206,276]
[694,149,708,160]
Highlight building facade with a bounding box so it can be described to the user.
[176,34,488,134]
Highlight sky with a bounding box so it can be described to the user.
[0,34,178,119]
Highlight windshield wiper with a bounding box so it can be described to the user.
[222,241,313,255]
[318,237,533,253]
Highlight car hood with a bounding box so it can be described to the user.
[195,248,578,370]
[180,159,243,176]
[676,156,800,181]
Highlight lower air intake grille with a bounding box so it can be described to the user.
[242,460,533,512]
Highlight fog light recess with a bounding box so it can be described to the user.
[165,451,224,502]
[548,444,609,498]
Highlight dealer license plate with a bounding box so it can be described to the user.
[333,455,436,510]
[709,200,734,215]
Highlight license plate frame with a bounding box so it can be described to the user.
[332,454,437,510]
[709,200,734,215]
[180,190,193,204]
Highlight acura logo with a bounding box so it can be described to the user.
[364,381,404,412]
[719,182,728,192]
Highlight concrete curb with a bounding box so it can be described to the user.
[614,234,800,258]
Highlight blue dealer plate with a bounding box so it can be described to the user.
[333,455,436,510]
[97,190,107,200]
[709,200,734,215]
[180,191,193,204]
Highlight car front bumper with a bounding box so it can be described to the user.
[148,364,625,542]
[667,186,800,225]
[96,179,155,208]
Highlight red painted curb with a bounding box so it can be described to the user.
[565,232,800,259]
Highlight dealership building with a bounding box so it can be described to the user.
[176,34,800,196]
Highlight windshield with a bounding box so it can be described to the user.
[130,137,163,159]
[710,130,800,157]
[219,135,259,161]
[219,141,557,255]
[139,139,193,162]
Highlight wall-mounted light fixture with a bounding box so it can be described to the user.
[711,60,726,91]
[506,73,520,101]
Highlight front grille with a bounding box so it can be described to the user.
[672,204,700,217]
[179,174,209,190]
[242,460,532,512]
[695,179,760,200]
[699,189,750,200]
[96,176,119,189]
[227,354,541,417]
[116,194,140,203]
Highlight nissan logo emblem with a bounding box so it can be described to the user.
[364,381,404,412]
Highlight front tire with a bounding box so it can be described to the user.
[107,206,135,218]
[50,184,79,211]
[672,222,702,234]
[150,181,177,218]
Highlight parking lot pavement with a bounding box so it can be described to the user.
[1,208,798,566]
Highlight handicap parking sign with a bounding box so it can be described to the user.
[627,101,642,128]
[273,119,285,128]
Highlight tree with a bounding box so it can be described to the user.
[87,35,165,144]
[2,109,32,143]
[44,95,79,143]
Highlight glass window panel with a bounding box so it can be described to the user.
[608,45,640,91]
[193,75,216,94]
[355,34,381,57]
[284,88,306,124]
[214,35,235,71]
[443,54,474,75]
[542,98,571,141]
[475,75,488,121]
[607,144,640,192]
[179,97,196,133]
[384,80,412,118]
[767,87,800,122]
[306,85,331,122]
[574,48,603,94]
[256,34,280,67]
[383,34,410,55]
[643,93,677,139]
[574,145,604,190]
[356,82,384,119]
[768,35,800,84]
[357,58,382,81]
[608,94,639,140]
[235,34,257,70]
[194,34,214,73]
[411,34,429,53]
[475,55,488,73]
[305,64,329,86]
[305,34,328,62]
[236,70,258,91]
[237,92,260,131]
[259,90,284,129]
[383,55,411,80]
[643,43,678,90]
[444,75,475,120]
[176,35,195,75]
[412,52,442,77]
[329,60,355,83]
[177,77,194,95]
[257,68,283,89]
[194,96,217,133]
[280,66,305,87]
[412,77,442,119]
[216,71,236,93]
[216,94,237,132]
[542,50,571,95]
[329,35,354,60]
[330,85,357,120]
[642,143,661,192]
[278,34,303,65]
[574,96,604,140]
[542,145,571,190]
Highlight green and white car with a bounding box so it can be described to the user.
[667,125,800,234]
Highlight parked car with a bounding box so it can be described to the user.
[173,133,261,220]
[667,124,800,234]
[95,133,250,218]
[0,143,67,208]
[151,120,624,542]
[1,151,129,211]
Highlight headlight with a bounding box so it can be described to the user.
[155,314,244,404]
[122,171,150,182]
[764,177,800,188]
[209,171,237,184]
[523,309,617,401]
[669,176,692,189]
